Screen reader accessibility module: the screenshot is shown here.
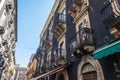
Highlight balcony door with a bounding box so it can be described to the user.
[58,74,65,80]
[60,41,64,60]
[79,19,88,43]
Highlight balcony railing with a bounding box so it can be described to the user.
[54,13,66,27]
[70,28,94,57]
[52,49,67,67]
[52,13,66,38]
[43,39,52,50]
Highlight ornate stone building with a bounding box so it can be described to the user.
[14,65,28,80]
[0,0,17,79]
[27,54,37,80]
[32,0,120,80]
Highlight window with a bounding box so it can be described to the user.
[49,30,52,40]
[61,14,65,22]
[6,4,12,13]
[59,9,66,22]
[79,19,87,29]
[60,41,63,48]
[83,19,87,28]
[79,19,88,42]
[59,41,65,60]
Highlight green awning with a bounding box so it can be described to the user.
[93,39,120,60]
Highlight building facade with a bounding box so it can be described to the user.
[33,0,120,80]
[27,54,37,80]
[14,65,28,80]
[0,0,17,79]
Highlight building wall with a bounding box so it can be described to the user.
[0,0,17,79]
[27,53,38,80]
[14,65,28,80]
[34,0,120,80]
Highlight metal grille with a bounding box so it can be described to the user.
[82,71,97,80]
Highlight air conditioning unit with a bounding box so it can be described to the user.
[0,26,4,35]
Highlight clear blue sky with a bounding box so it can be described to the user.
[15,0,55,67]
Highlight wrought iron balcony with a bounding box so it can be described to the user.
[70,28,94,57]
[52,49,67,67]
[52,13,66,38]
[43,39,52,50]
[54,13,66,26]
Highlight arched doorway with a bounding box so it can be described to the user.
[78,56,104,80]
[55,69,69,80]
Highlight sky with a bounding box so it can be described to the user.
[15,0,55,67]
